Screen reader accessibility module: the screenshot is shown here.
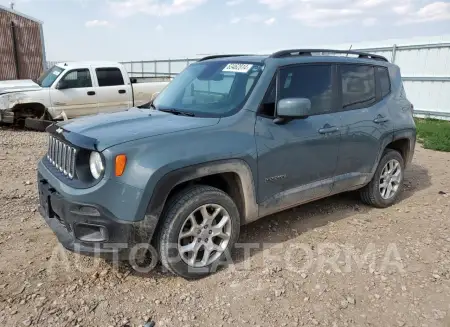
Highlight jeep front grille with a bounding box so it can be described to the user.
[46,135,77,179]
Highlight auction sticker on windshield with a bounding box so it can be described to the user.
[223,63,253,73]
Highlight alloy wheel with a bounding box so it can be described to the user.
[379,159,402,199]
[177,204,232,268]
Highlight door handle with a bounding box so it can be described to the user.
[318,125,339,134]
[53,102,66,106]
[87,91,96,96]
[373,115,389,123]
[118,89,126,94]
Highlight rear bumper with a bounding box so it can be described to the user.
[37,172,157,261]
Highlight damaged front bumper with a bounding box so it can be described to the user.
[37,168,158,262]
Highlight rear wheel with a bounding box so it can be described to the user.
[157,185,240,279]
[360,149,404,208]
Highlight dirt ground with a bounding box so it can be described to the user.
[1,127,450,327]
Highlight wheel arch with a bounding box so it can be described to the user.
[389,128,416,167]
[145,159,259,227]
[386,138,411,164]
[12,102,48,120]
[370,129,416,177]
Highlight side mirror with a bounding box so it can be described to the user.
[276,98,311,119]
[56,80,69,90]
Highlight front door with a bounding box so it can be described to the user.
[49,68,98,118]
[255,63,341,216]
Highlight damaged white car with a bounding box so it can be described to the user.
[0,61,169,129]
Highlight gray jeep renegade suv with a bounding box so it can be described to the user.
[37,49,416,278]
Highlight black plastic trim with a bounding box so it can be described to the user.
[38,174,156,260]
[46,123,98,151]
[199,54,256,61]
[145,159,259,225]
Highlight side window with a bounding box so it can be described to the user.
[341,64,376,110]
[96,68,125,87]
[278,64,333,116]
[376,66,391,98]
[60,69,92,88]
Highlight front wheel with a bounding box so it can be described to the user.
[360,149,405,208]
[157,185,240,279]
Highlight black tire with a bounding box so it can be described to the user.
[24,118,53,132]
[360,149,405,208]
[157,185,240,279]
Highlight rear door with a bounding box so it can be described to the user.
[95,67,132,113]
[255,63,341,215]
[49,68,98,118]
[333,64,394,193]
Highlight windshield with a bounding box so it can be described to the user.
[153,61,264,117]
[37,66,64,87]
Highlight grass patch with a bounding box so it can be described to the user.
[415,118,450,152]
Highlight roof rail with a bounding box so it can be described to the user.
[270,49,389,62]
[198,54,255,61]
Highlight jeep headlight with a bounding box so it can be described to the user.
[89,151,104,179]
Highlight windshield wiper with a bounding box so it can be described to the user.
[138,101,157,110]
[159,109,195,117]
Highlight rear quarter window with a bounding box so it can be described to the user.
[376,66,391,98]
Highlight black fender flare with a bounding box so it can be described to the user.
[370,129,416,176]
[392,128,416,166]
[370,132,394,176]
[145,159,259,226]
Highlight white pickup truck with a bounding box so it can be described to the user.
[0,61,169,128]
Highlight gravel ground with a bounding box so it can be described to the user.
[1,126,450,327]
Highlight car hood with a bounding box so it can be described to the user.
[58,108,220,151]
[0,80,41,94]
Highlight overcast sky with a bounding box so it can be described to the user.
[2,0,450,61]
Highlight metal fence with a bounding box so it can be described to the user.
[349,43,450,120]
[47,41,450,119]
[120,58,200,79]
